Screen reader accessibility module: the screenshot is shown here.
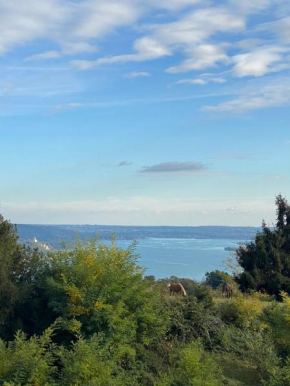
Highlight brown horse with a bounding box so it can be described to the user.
[222,282,233,298]
[168,283,187,297]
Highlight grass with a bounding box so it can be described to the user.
[213,353,261,386]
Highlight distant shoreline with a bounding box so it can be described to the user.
[16,224,259,250]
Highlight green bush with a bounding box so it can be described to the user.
[218,296,264,329]
[0,327,57,386]
[263,292,290,358]
[218,325,280,381]
[42,239,166,347]
[155,341,223,386]
[164,295,223,349]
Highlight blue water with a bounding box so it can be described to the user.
[111,238,240,281]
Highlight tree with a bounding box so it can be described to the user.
[0,213,46,340]
[41,239,166,348]
[204,270,233,290]
[0,214,22,331]
[236,195,290,296]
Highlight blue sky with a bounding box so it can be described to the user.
[0,0,290,225]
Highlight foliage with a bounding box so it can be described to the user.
[41,239,166,348]
[204,270,233,290]
[263,292,290,358]
[0,216,47,340]
[58,334,126,386]
[218,296,264,329]
[0,215,22,330]
[262,357,290,386]
[155,341,223,386]
[213,353,261,386]
[163,277,214,307]
[236,195,290,297]
[2,209,290,385]
[164,295,223,348]
[218,326,280,379]
[0,326,57,386]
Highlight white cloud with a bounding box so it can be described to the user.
[202,77,290,113]
[72,37,171,70]
[232,46,290,77]
[167,44,230,73]
[125,71,151,78]
[176,77,226,85]
[260,16,290,44]
[228,0,273,14]
[0,0,67,55]
[62,42,97,55]
[148,0,203,11]
[159,7,244,43]
[24,51,61,61]
[0,0,289,107]
[134,37,171,60]
[177,79,207,85]
[69,1,140,40]
[0,0,141,57]
[72,6,244,71]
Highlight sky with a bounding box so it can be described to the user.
[0,0,290,226]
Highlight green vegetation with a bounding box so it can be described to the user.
[236,195,290,297]
[0,195,290,385]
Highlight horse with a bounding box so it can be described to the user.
[168,283,187,297]
[222,282,233,298]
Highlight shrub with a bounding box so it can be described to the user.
[218,296,264,329]
[0,327,57,386]
[42,239,166,347]
[165,296,223,348]
[263,292,290,358]
[219,326,280,381]
[155,341,223,386]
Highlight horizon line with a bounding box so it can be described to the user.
[15,223,262,228]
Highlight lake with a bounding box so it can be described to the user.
[109,238,240,281]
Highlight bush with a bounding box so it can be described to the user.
[164,296,222,348]
[218,296,264,329]
[58,335,126,386]
[41,239,166,347]
[0,327,57,386]
[263,292,290,358]
[155,341,223,386]
[218,325,280,378]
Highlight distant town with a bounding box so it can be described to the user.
[17,224,260,249]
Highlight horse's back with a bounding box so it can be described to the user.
[168,282,186,296]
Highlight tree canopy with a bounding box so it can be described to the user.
[236,195,290,296]
[1,206,290,385]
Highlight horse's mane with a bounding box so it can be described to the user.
[168,282,187,296]
[178,283,187,296]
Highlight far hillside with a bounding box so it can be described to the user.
[16,224,260,249]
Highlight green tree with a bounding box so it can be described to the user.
[204,270,233,290]
[0,212,53,340]
[0,326,57,386]
[41,239,166,348]
[0,215,22,333]
[236,195,290,296]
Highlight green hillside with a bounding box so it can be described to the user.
[1,196,290,385]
